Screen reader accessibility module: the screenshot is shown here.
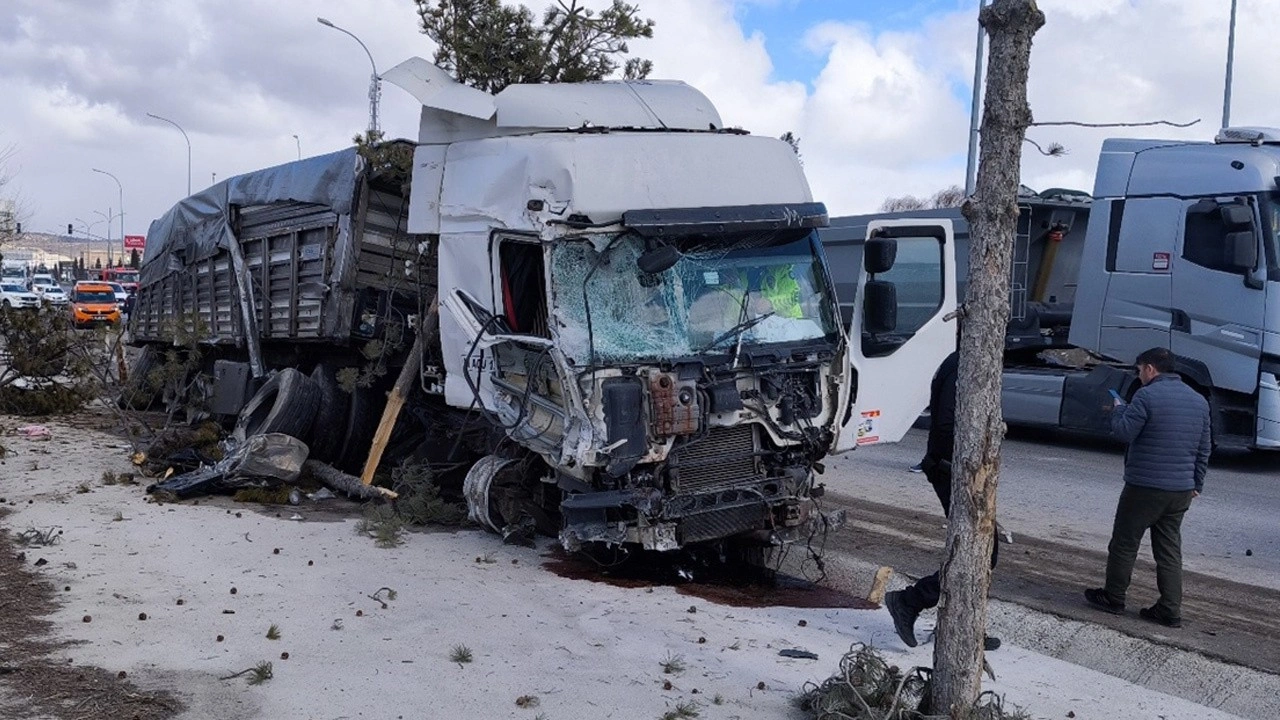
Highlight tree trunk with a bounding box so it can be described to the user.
[932,0,1044,716]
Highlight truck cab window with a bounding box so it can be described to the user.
[862,235,943,357]
[1183,203,1247,273]
[498,241,549,338]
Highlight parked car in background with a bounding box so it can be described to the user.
[29,274,58,296]
[70,282,121,328]
[105,282,128,304]
[41,284,70,306]
[1,282,41,309]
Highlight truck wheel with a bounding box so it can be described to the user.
[118,345,161,410]
[336,384,382,474]
[308,363,350,463]
[463,456,519,533]
[233,368,319,443]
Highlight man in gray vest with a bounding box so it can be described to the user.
[1085,347,1211,627]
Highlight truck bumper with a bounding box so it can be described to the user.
[558,485,843,552]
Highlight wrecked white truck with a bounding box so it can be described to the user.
[130,60,957,553]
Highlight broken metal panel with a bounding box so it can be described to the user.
[382,56,496,120]
[432,134,813,236]
[408,144,447,234]
[494,79,722,131]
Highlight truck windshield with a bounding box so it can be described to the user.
[551,230,837,364]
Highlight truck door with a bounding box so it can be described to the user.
[1170,197,1265,397]
[1096,197,1177,360]
[836,219,957,451]
[459,235,577,459]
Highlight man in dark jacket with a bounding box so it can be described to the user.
[1085,347,1211,627]
[884,350,1000,651]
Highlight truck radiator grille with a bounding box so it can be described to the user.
[679,504,767,544]
[669,424,761,495]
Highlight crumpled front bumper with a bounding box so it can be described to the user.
[558,488,846,552]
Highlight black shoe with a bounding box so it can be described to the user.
[1139,606,1182,628]
[884,591,919,648]
[983,635,1001,651]
[1083,588,1125,615]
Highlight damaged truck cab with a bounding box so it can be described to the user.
[389,60,958,551]
[132,59,956,554]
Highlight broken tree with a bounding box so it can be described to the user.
[933,0,1045,716]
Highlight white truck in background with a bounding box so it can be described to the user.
[825,127,1280,450]
[132,59,958,552]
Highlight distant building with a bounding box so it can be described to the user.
[0,199,15,234]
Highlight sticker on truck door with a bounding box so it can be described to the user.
[856,409,880,445]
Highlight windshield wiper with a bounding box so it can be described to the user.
[700,311,776,353]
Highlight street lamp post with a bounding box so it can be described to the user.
[91,168,125,263]
[964,0,990,197]
[74,218,105,272]
[93,209,122,267]
[1223,0,1239,128]
[293,134,302,160]
[317,17,380,136]
[146,112,192,196]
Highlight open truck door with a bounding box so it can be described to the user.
[836,219,957,451]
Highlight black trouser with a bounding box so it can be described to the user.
[899,465,999,613]
[1103,483,1195,618]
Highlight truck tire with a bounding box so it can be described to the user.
[336,384,382,473]
[308,363,350,463]
[233,368,319,443]
[118,345,161,410]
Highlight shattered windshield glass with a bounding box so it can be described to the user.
[552,231,837,364]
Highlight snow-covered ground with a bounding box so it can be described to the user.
[0,415,1249,719]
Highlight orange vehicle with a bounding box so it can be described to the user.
[70,282,121,328]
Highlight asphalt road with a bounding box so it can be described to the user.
[824,426,1280,591]
[817,427,1280,675]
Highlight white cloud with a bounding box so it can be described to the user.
[0,0,1277,238]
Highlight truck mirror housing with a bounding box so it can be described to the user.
[637,245,680,274]
[863,280,897,334]
[1221,203,1253,228]
[1227,230,1259,270]
[864,237,898,274]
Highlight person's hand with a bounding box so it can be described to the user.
[1193,490,1200,498]
[1112,396,1124,407]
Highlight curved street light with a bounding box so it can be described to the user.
[317,17,380,136]
[146,112,192,196]
[93,208,123,266]
[91,168,125,263]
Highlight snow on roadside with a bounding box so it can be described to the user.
[0,416,1243,720]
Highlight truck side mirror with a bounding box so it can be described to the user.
[864,237,897,274]
[863,280,897,334]
[1227,230,1259,270]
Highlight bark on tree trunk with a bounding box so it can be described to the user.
[931,0,1044,716]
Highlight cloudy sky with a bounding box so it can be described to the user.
[0,0,1273,243]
